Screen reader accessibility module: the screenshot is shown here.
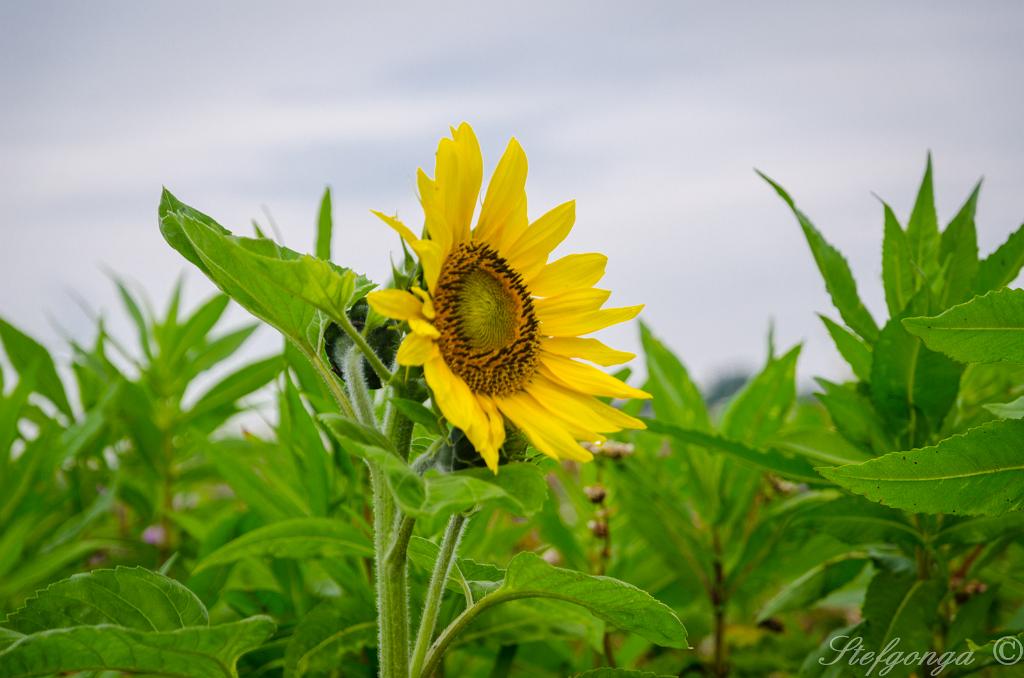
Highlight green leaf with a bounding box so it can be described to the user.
[112,276,153,360]
[187,355,283,422]
[985,394,1024,419]
[759,172,878,342]
[573,671,672,678]
[881,202,916,317]
[0,318,71,417]
[938,182,980,306]
[976,222,1024,292]
[406,536,503,598]
[159,190,373,356]
[757,555,868,622]
[767,428,872,467]
[791,495,922,549]
[284,599,375,677]
[870,292,962,440]
[935,512,1024,546]
[315,187,333,261]
[0,616,274,678]
[3,566,208,632]
[858,569,943,678]
[720,344,801,446]
[819,315,872,382]
[819,419,1024,515]
[204,439,312,521]
[644,418,822,484]
[389,397,442,435]
[192,518,373,573]
[813,379,891,454]
[493,551,687,648]
[905,155,941,281]
[638,322,710,431]
[903,288,1024,364]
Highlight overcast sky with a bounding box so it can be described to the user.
[2,1,1022,392]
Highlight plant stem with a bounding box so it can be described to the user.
[334,310,393,387]
[344,346,376,427]
[410,514,467,678]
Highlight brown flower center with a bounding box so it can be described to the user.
[433,241,540,395]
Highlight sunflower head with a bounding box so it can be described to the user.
[368,123,650,472]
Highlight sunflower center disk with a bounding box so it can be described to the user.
[433,242,540,396]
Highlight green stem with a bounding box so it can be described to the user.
[344,346,376,427]
[420,591,561,678]
[410,514,467,678]
[335,310,393,386]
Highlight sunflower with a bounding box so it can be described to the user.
[367,123,650,472]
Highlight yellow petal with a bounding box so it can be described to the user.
[436,123,482,244]
[471,395,506,473]
[539,353,652,401]
[496,392,595,463]
[410,287,436,319]
[475,138,528,248]
[408,317,440,338]
[396,333,438,366]
[540,304,644,337]
[535,289,612,324]
[504,200,575,279]
[541,337,636,366]
[411,240,444,292]
[418,169,452,255]
[367,289,423,321]
[372,211,419,247]
[529,253,607,296]
[424,355,488,437]
[528,376,638,430]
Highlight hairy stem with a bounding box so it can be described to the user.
[343,346,376,427]
[334,309,393,386]
[410,514,468,678]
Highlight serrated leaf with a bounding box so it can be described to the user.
[881,202,916,317]
[3,566,207,632]
[976,222,1024,292]
[858,569,943,678]
[492,551,687,648]
[820,315,872,382]
[159,190,373,356]
[938,182,980,307]
[905,156,941,282]
[760,173,878,342]
[0,616,274,678]
[903,288,1024,364]
[192,518,373,573]
[819,419,1024,516]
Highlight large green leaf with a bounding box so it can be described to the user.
[638,322,709,431]
[3,566,207,632]
[159,190,373,356]
[759,173,878,342]
[490,551,687,648]
[819,419,1024,515]
[790,495,921,549]
[644,418,821,484]
[0,318,71,417]
[192,518,373,574]
[976,222,1024,292]
[814,379,892,454]
[857,568,943,678]
[903,288,1024,364]
[0,617,274,678]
